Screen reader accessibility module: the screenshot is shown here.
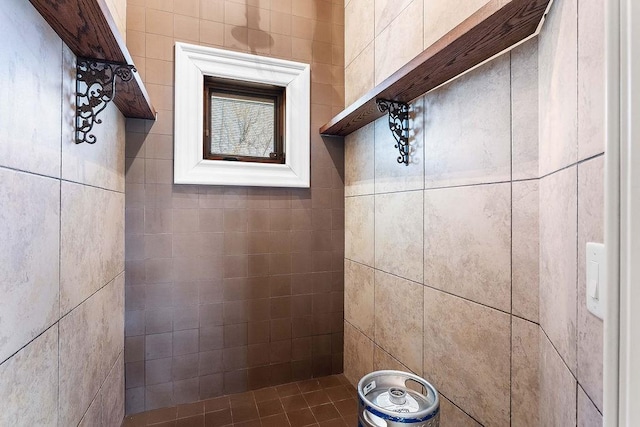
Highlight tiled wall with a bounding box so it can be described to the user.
[123,0,345,414]
[0,0,126,425]
[343,0,604,426]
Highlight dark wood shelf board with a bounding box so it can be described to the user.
[320,0,551,137]
[30,0,156,120]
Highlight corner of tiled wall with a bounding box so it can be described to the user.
[123,0,345,414]
[1,0,127,425]
[343,0,605,425]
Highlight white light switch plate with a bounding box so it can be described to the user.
[586,242,606,320]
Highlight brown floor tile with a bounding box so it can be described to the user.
[333,398,357,417]
[318,376,342,389]
[234,420,261,427]
[122,413,147,427]
[281,394,308,412]
[253,386,278,402]
[276,382,301,398]
[229,391,255,406]
[148,421,176,427]
[310,403,340,423]
[297,379,322,393]
[231,403,259,423]
[204,409,232,427]
[341,413,358,425]
[303,390,331,407]
[286,408,316,427]
[147,407,178,424]
[257,399,285,417]
[318,419,348,427]
[204,396,230,413]
[176,414,204,426]
[177,402,205,418]
[324,386,352,402]
[261,413,292,427]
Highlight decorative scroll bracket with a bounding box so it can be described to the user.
[376,99,410,165]
[76,58,136,144]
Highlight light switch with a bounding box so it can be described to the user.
[586,242,605,320]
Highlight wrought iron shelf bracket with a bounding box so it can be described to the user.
[376,99,410,166]
[76,58,136,144]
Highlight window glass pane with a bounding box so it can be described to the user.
[209,94,275,158]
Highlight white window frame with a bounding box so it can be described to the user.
[174,42,311,187]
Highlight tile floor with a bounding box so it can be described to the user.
[122,374,358,427]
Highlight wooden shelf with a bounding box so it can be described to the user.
[320,0,551,137]
[30,0,156,120]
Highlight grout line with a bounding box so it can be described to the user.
[539,326,578,383]
[509,46,514,426]
[0,322,58,369]
[577,382,603,416]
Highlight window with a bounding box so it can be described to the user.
[174,42,310,188]
[203,77,285,164]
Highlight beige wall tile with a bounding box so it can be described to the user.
[343,321,374,387]
[375,191,423,283]
[539,333,577,426]
[344,122,374,196]
[0,327,58,426]
[0,0,62,177]
[375,0,414,36]
[511,318,540,427]
[424,55,511,188]
[344,0,374,66]
[577,155,604,411]
[512,180,540,322]
[539,166,578,374]
[538,0,578,175]
[423,0,489,48]
[344,259,375,337]
[424,183,511,311]
[62,48,126,192]
[439,395,481,427]
[147,8,174,36]
[374,98,425,193]
[344,42,374,105]
[175,0,200,18]
[578,0,605,160]
[374,0,423,85]
[511,39,539,180]
[373,345,413,373]
[128,5,146,31]
[345,195,374,266]
[423,287,510,426]
[578,385,602,427]
[60,182,125,315]
[104,0,127,37]
[375,271,423,373]
[0,168,60,363]
[175,14,200,41]
[59,277,124,426]
[101,353,126,427]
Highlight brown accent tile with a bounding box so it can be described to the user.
[286,408,316,427]
[262,413,292,427]
[248,366,272,390]
[281,394,308,412]
[310,403,340,422]
[276,382,301,398]
[333,398,357,417]
[176,414,204,426]
[248,343,270,367]
[325,385,352,403]
[176,401,204,418]
[303,390,331,407]
[257,398,285,417]
[203,396,230,413]
[230,402,259,423]
[248,321,270,344]
[204,408,232,427]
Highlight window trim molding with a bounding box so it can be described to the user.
[174,42,311,187]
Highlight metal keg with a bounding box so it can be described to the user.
[357,370,440,427]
